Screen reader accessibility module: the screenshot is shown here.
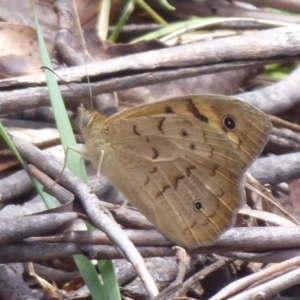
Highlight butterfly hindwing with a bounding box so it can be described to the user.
[99,114,245,248]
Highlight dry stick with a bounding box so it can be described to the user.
[27,227,300,254]
[223,249,300,264]
[174,246,190,283]
[27,164,74,204]
[237,65,300,114]
[1,240,300,262]
[110,206,154,230]
[227,266,300,300]
[239,208,296,227]
[10,136,159,297]
[1,26,300,106]
[179,258,227,297]
[238,0,300,13]
[29,157,155,229]
[270,115,300,134]
[27,263,58,298]
[0,242,79,263]
[6,26,300,85]
[245,173,299,225]
[0,58,296,116]
[0,264,38,300]
[154,246,191,300]
[27,230,173,247]
[0,170,32,203]
[0,213,78,244]
[268,127,300,154]
[249,151,300,185]
[210,255,300,300]
[43,156,155,229]
[189,226,300,254]
[31,263,79,286]
[0,136,83,157]
[55,0,115,113]
[0,242,174,262]
[54,0,86,66]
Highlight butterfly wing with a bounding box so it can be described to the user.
[106,94,271,172]
[99,114,245,248]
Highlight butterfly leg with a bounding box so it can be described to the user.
[97,149,105,177]
[50,146,85,189]
[89,149,105,193]
[62,146,100,194]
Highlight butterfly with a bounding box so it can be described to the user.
[77,94,271,249]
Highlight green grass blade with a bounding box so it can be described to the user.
[30,2,112,299]
[75,255,108,299]
[31,2,87,184]
[157,0,175,11]
[130,17,218,43]
[98,260,122,300]
[0,122,56,208]
[109,0,135,43]
[136,0,168,25]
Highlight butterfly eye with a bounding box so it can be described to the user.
[223,115,237,130]
[190,143,195,150]
[180,129,189,138]
[193,200,203,212]
[82,113,93,128]
[103,106,118,116]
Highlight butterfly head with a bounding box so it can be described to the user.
[76,105,108,133]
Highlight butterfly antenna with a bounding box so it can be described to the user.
[72,0,94,110]
[41,66,90,108]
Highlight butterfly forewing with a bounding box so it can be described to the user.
[106,94,271,172]
[97,114,245,248]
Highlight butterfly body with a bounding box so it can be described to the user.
[78,94,271,248]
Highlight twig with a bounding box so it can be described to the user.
[250,152,300,185]
[211,254,300,300]
[10,136,159,297]
[28,164,74,204]
[227,266,300,300]
[0,264,38,299]
[1,26,300,114]
[26,226,300,254]
[238,0,300,14]
[154,246,191,299]
[238,66,300,114]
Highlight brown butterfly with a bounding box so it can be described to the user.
[77,94,271,248]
